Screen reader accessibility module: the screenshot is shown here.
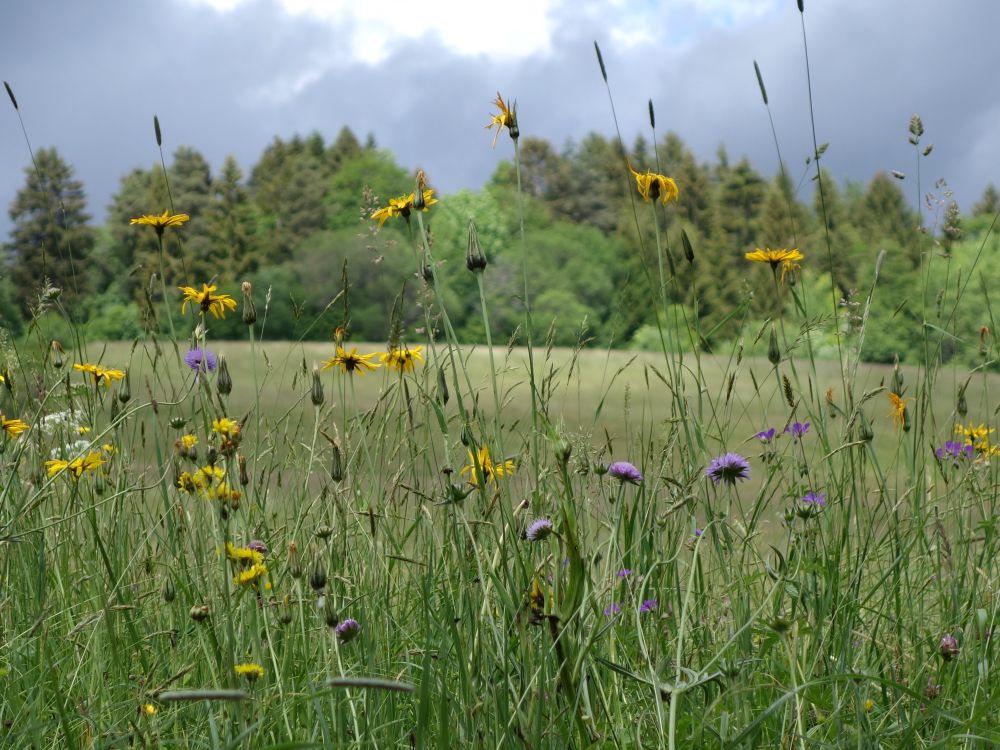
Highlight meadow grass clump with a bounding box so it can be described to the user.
[2,10,1000,748]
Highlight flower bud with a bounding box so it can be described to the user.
[465,221,487,273]
[324,605,341,629]
[276,595,293,625]
[162,577,176,603]
[680,229,695,264]
[238,454,249,487]
[315,525,333,540]
[437,367,449,406]
[217,354,232,396]
[957,386,968,417]
[309,559,327,592]
[241,281,257,326]
[287,542,302,579]
[858,413,874,443]
[118,369,131,403]
[189,604,210,622]
[170,416,187,430]
[939,632,959,661]
[330,441,344,483]
[51,340,65,369]
[311,366,324,406]
[767,326,781,366]
[461,424,474,448]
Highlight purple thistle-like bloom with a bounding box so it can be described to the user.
[939,633,959,661]
[802,492,827,507]
[608,461,643,485]
[603,602,621,618]
[184,348,218,374]
[705,453,751,485]
[616,568,633,578]
[247,539,268,555]
[335,618,360,644]
[785,421,810,438]
[756,428,777,442]
[525,517,554,542]
[640,599,657,614]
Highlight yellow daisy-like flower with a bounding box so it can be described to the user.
[888,392,909,431]
[234,563,268,586]
[380,345,424,373]
[234,662,265,683]
[226,542,263,565]
[45,452,105,480]
[130,210,190,235]
[461,446,515,488]
[486,91,516,148]
[955,422,995,452]
[628,163,680,205]
[143,703,157,716]
[177,471,197,493]
[1,415,29,438]
[180,434,198,450]
[73,362,126,386]
[321,346,380,375]
[370,190,438,227]
[179,283,238,319]
[212,417,240,438]
[745,248,805,277]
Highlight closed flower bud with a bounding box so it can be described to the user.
[461,424,474,448]
[437,367,449,406]
[170,416,187,430]
[767,326,781,366]
[276,595,293,625]
[315,524,333,540]
[330,441,344,483]
[288,542,302,579]
[311,366,324,406]
[555,438,572,465]
[118,370,131,403]
[681,229,695,263]
[412,179,426,210]
[421,262,435,286]
[324,605,341,629]
[957,387,968,417]
[859,413,874,443]
[189,604,210,622]
[51,340,65,369]
[162,577,176,603]
[242,281,257,326]
[465,221,487,273]
[939,632,959,661]
[217,354,232,396]
[238,454,249,487]
[309,559,327,592]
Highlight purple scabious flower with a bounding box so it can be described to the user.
[184,348,218,374]
[639,599,657,614]
[936,441,974,461]
[785,421,810,439]
[603,602,621,618]
[608,461,643,485]
[802,492,827,507]
[616,568,633,578]
[705,453,751,485]
[525,517,554,542]
[756,428,777,442]
[939,633,959,661]
[335,618,360,644]
[247,539,268,555]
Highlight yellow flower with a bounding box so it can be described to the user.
[73,362,126,386]
[745,247,804,274]
[628,163,679,205]
[863,698,875,713]
[45,452,105,480]
[380,345,424,373]
[226,542,263,564]
[486,91,516,148]
[234,662,265,683]
[179,283,238,319]
[528,577,545,617]
[370,190,438,226]
[1,415,29,438]
[461,446,515,487]
[180,433,198,450]
[130,210,190,235]
[888,392,909,431]
[234,563,268,586]
[955,423,995,452]
[321,346,380,375]
[212,417,240,438]
[143,703,157,716]
[177,471,197,493]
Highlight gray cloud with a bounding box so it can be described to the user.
[2,0,998,241]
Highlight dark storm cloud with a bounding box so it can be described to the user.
[2,0,999,241]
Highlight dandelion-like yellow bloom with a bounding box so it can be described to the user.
[1,415,29,438]
[380,345,424,373]
[234,563,268,586]
[226,542,263,564]
[628,164,680,205]
[130,210,190,235]
[370,190,438,226]
[143,703,157,716]
[955,422,995,452]
[528,576,545,617]
[234,662,265,683]
[177,471,197,493]
[180,434,198,450]
[486,91,516,148]
[45,452,105,480]
[745,248,805,274]
[73,363,126,386]
[461,446,515,488]
[888,392,908,431]
[179,283,238,319]
[321,346,380,375]
[212,417,240,438]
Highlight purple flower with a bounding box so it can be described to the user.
[608,461,643,485]
[939,633,959,661]
[936,441,974,461]
[705,453,751,485]
[640,599,657,614]
[184,348,218,374]
[802,492,827,507]
[785,421,810,439]
[335,618,360,644]
[756,428,777,442]
[247,539,268,555]
[694,528,703,537]
[603,602,621,618]
[616,568,633,578]
[525,517,554,542]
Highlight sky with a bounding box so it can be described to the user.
[2,0,999,238]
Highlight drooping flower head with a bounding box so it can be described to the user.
[755,428,777,443]
[525,517,554,542]
[234,662,265,683]
[461,446,515,487]
[628,163,679,205]
[705,453,751,486]
[335,618,360,644]
[45,452,105,480]
[607,460,644,485]
[486,91,518,148]
[73,362,125,387]
[184,348,218,374]
[1,415,29,438]
[321,346,380,375]
[380,345,424,373]
[130,210,189,236]
[179,284,238,319]
[888,392,909,431]
[785,421,810,439]
[802,491,827,507]
[370,190,438,226]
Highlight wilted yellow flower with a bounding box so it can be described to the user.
[380,345,424,373]
[370,190,438,226]
[130,210,189,235]
[486,91,516,148]
[73,362,125,386]
[321,346,380,375]
[234,662,265,683]
[888,392,909,431]
[46,452,105,480]
[461,446,515,487]
[1,415,29,438]
[179,283,237,319]
[628,163,679,205]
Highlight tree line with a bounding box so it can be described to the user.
[4,125,999,364]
